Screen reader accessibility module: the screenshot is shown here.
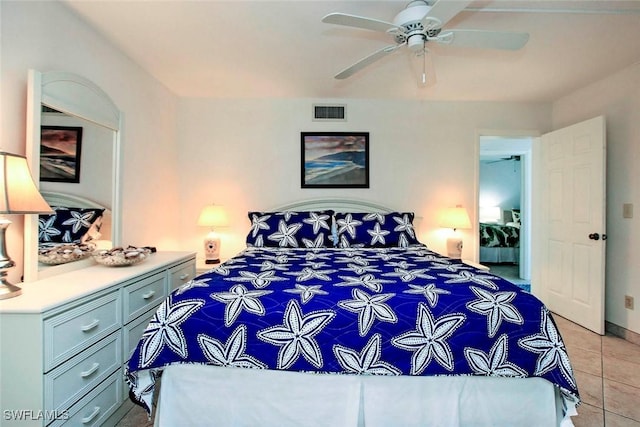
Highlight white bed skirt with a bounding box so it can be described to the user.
[153,365,575,427]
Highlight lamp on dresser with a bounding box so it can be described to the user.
[0,151,53,299]
[439,205,472,259]
[197,204,228,264]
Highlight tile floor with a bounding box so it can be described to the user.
[484,262,531,292]
[485,262,529,285]
[554,314,640,426]
[116,315,640,426]
[116,405,152,427]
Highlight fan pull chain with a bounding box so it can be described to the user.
[422,48,427,84]
[421,42,427,85]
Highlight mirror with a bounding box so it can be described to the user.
[23,70,122,281]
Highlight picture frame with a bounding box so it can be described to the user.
[301,132,369,188]
[40,126,83,183]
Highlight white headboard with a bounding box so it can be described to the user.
[273,198,395,213]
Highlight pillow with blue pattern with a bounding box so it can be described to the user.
[39,207,105,244]
[246,211,334,248]
[334,212,420,248]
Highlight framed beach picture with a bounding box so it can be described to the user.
[40,126,83,183]
[301,132,369,188]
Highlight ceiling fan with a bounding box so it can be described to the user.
[322,0,529,85]
[486,155,521,164]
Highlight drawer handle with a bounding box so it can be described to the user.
[142,290,156,300]
[179,273,190,281]
[80,362,100,378]
[81,406,101,424]
[80,319,100,332]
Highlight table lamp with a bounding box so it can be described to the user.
[479,206,502,223]
[197,204,228,264]
[0,152,53,299]
[439,205,472,259]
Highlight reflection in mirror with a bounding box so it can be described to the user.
[40,108,113,207]
[23,70,122,282]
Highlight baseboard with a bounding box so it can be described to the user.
[605,321,640,346]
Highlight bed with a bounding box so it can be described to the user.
[126,199,579,426]
[479,209,521,264]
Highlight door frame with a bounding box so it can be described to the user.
[475,129,540,281]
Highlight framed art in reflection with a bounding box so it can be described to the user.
[40,125,83,183]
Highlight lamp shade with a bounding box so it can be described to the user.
[0,152,52,214]
[479,206,502,223]
[197,204,229,228]
[439,206,471,230]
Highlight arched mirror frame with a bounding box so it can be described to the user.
[23,70,122,282]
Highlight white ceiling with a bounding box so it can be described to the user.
[62,0,640,102]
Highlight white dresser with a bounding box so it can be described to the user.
[0,251,196,427]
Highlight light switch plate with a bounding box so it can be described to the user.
[623,203,633,219]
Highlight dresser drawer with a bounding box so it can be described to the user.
[123,311,154,361]
[122,272,167,324]
[45,332,121,413]
[44,291,121,371]
[50,371,122,427]
[169,259,196,292]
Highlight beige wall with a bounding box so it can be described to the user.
[174,98,550,259]
[0,0,181,283]
[553,63,640,334]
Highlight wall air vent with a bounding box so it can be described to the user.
[313,104,346,121]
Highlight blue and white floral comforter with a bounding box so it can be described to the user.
[126,245,580,415]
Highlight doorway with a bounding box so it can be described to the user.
[478,136,532,284]
[477,118,606,334]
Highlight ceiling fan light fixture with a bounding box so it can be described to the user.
[407,34,426,52]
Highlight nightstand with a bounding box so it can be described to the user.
[462,259,490,271]
[196,257,226,275]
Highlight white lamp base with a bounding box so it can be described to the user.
[0,218,21,300]
[446,237,463,259]
[203,231,221,264]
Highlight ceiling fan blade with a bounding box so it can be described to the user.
[322,13,403,33]
[438,29,529,50]
[486,155,521,164]
[335,44,402,79]
[422,0,473,30]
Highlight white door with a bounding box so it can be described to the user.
[533,116,606,334]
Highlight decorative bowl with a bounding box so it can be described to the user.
[38,243,96,265]
[92,246,151,267]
